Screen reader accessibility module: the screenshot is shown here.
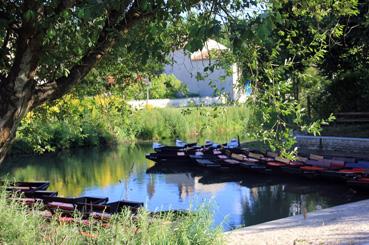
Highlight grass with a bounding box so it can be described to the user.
[0,187,223,244]
[134,106,250,142]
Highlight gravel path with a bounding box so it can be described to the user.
[225,199,369,245]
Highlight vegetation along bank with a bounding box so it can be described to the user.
[12,95,249,155]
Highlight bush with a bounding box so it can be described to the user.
[150,74,188,99]
[14,95,138,154]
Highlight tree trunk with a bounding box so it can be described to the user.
[0,84,34,163]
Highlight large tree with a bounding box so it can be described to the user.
[1,0,251,164]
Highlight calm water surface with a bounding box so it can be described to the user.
[2,143,368,230]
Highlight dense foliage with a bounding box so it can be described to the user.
[74,73,188,99]
[13,96,248,155]
[214,0,362,156]
[14,95,136,154]
[317,0,369,115]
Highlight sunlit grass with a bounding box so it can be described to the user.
[134,106,250,142]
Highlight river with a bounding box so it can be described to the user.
[1,143,368,230]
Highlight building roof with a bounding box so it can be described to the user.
[190,39,228,61]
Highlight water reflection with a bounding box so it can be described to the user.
[2,144,153,196]
[1,144,368,230]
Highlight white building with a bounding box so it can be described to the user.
[164,39,247,102]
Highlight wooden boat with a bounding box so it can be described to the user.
[244,164,268,173]
[320,168,365,181]
[45,197,143,218]
[345,162,369,169]
[189,152,241,169]
[229,154,266,173]
[8,191,58,206]
[23,190,58,198]
[43,196,109,205]
[238,161,255,169]
[14,196,144,222]
[153,142,198,153]
[230,153,259,163]
[305,159,345,169]
[148,140,369,189]
[221,159,240,167]
[77,200,144,221]
[279,159,307,176]
[247,152,274,163]
[11,196,109,210]
[191,158,221,168]
[145,152,193,164]
[266,161,287,168]
[332,157,356,163]
[1,181,50,192]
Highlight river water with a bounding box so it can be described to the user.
[1,143,368,230]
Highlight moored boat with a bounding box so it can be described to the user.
[320,168,365,181]
[1,181,50,192]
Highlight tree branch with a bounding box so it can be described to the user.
[32,5,158,107]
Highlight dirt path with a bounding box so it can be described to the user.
[225,199,369,245]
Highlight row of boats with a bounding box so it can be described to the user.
[1,180,144,224]
[146,139,369,191]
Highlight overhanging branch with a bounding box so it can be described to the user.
[32,5,158,108]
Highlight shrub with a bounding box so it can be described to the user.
[150,74,189,99]
[14,95,139,154]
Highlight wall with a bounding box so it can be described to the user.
[127,96,227,109]
[164,50,236,99]
[296,135,369,158]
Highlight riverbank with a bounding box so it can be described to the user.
[13,95,249,155]
[225,199,369,244]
